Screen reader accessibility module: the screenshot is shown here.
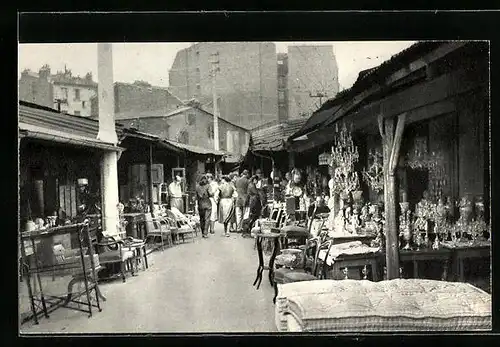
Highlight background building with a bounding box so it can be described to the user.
[19,65,98,117]
[115,102,250,158]
[168,43,339,129]
[90,81,184,118]
[286,45,339,119]
[168,42,279,130]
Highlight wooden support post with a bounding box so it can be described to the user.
[147,144,154,214]
[378,113,406,280]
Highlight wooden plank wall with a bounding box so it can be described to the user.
[457,91,486,199]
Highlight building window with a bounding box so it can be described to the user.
[187,113,196,126]
[82,101,86,108]
[178,130,189,144]
[207,124,214,139]
[74,88,80,101]
[74,111,81,116]
[278,91,285,102]
[61,87,68,101]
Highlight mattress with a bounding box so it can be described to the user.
[280,279,492,332]
[317,241,380,266]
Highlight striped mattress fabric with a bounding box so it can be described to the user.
[279,279,492,332]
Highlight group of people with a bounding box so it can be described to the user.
[195,169,267,238]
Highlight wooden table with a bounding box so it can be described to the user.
[253,233,283,290]
[322,252,381,281]
[123,213,146,239]
[398,248,452,280]
[445,244,491,282]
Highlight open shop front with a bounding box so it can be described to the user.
[285,41,490,287]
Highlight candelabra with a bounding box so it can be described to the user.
[362,148,384,193]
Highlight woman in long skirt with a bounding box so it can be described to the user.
[218,175,235,237]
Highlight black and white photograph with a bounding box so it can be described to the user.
[17,13,492,334]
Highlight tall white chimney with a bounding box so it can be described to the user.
[97,43,118,144]
[97,43,119,237]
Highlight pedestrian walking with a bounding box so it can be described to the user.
[207,173,220,234]
[218,175,235,237]
[234,169,250,233]
[196,174,212,238]
[229,172,239,232]
[242,174,262,238]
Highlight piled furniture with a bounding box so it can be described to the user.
[20,222,103,325]
[276,279,491,332]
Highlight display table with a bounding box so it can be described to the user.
[253,233,283,290]
[442,241,491,283]
[278,279,491,332]
[399,248,452,280]
[317,241,381,281]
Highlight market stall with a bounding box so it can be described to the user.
[286,41,490,285]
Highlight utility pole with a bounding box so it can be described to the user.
[259,43,263,121]
[309,91,327,108]
[209,52,220,151]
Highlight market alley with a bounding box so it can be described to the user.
[21,227,277,333]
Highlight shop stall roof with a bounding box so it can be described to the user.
[163,139,226,157]
[251,118,307,152]
[19,101,125,152]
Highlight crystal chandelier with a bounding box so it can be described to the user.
[330,122,360,195]
[362,149,384,193]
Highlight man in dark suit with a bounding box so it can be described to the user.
[234,169,249,233]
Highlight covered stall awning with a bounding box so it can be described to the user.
[19,123,125,152]
[19,101,125,152]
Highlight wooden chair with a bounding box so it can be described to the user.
[144,212,174,251]
[165,210,195,244]
[94,236,135,283]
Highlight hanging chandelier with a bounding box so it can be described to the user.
[330,122,360,195]
[362,149,384,193]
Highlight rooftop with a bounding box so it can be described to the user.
[251,118,307,152]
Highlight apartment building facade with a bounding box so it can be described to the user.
[168,42,279,130]
[19,65,98,117]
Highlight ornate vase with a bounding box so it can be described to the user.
[352,190,364,208]
[400,202,412,250]
[459,196,473,223]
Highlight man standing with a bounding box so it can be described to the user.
[169,175,184,213]
[206,173,219,234]
[234,169,249,233]
[196,174,212,238]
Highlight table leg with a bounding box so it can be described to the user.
[459,258,465,282]
[273,282,278,304]
[268,238,280,287]
[143,245,149,269]
[413,261,418,279]
[253,237,264,289]
[442,259,449,281]
[371,260,379,281]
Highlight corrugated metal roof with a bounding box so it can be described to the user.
[19,100,125,142]
[19,123,123,151]
[251,118,307,151]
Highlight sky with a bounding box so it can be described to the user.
[18,41,416,91]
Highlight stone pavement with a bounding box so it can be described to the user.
[20,224,277,333]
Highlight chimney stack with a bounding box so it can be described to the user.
[97,43,118,144]
[39,64,51,80]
